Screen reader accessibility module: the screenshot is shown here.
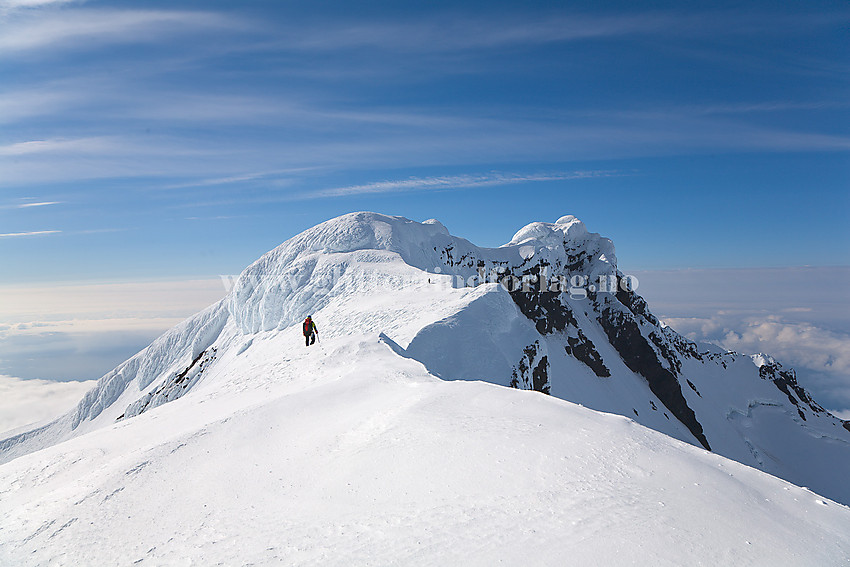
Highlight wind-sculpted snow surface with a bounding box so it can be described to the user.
[2,209,850,554]
[2,334,850,565]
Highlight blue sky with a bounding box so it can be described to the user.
[1,0,848,281]
[0,0,849,422]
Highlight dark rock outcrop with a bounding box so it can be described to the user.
[565,330,610,378]
[759,362,826,416]
[510,342,551,395]
[599,306,711,451]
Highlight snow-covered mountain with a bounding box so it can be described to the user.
[2,212,849,564]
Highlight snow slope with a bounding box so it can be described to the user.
[2,211,850,564]
[2,333,849,565]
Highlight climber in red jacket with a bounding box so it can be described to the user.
[303,316,318,347]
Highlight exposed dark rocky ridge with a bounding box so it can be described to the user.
[615,288,659,326]
[426,231,841,459]
[599,305,711,451]
[565,330,610,378]
[758,362,826,417]
[509,286,577,335]
[510,342,550,395]
[663,326,711,361]
[532,356,550,394]
[117,347,218,421]
[482,248,712,450]
[427,239,717,451]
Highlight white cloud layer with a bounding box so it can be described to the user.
[0,374,95,436]
[0,278,226,322]
[635,267,850,412]
[723,318,850,375]
[0,279,227,382]
[664,314,850,377]
[831,409,850,420]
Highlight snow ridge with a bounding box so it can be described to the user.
[2,212,849,510]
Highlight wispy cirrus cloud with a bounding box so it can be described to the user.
[0,7,242,54]
[0,200,61,209]
[0,7,823,57]
[0,0,78,8]
[264,11,849,53]
[0,84,88,124]
[0,0,78,16]
[16,200,59,208]
[178,170,623,209]
[681,100,850,116]
[275,14,670,52]
[307,171,616,199]
[0,228,127,239]
[573,100,850,121]
[1,104,847,188]
[163,167,325,190]
[0,230,60,237]
[0,137,112,156]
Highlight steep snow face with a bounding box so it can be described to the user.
[2,211,849,510]
[227,213,460,333]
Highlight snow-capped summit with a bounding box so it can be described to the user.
[507,214,590,246]
[4,212,849,491]
[750,353,777,368]
[2,212,850,564]
[225,211,617,335]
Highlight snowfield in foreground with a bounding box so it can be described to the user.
[2,333,849,566]
[2,212,849,565]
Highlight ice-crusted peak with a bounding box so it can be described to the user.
[751,353,777,368]
[240,212,611,282]
[506,216,591,247]
[226,212,619,334]
[241,212,456,271]
[227,212,470,333]
[504,216,615,279]
[422,218,448,232]
[555,214,580,225]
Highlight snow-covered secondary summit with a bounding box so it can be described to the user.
[2,212,850,565]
